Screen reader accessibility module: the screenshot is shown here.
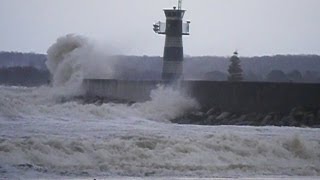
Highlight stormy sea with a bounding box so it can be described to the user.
[0,35,319,179]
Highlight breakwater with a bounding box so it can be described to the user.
[83,79,320,113]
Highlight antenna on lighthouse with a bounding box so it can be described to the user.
[178,0,182,10]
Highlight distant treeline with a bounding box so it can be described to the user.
[0,52,49,86]
[0,51,320,86]
[114,55,320,83]
[0,66,50,86]
[0,51,47,69]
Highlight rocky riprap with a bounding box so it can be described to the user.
[61,95,135,105]
[70,96,320,128]
[172,106,320,128]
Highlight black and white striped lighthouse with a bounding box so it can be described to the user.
[153,0,190,81]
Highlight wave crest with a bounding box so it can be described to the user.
[46,34,89,88]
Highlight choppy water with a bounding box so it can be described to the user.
[0,85,320,179]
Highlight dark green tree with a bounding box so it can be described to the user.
[266,70,288,82]
[287,70,302,82]
[228,51,243,81]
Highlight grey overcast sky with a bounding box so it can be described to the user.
[0,0,319,56]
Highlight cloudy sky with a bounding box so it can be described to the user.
[0,0,319,56]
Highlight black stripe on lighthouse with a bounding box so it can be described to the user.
[161,9,186,81]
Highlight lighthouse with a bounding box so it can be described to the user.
[153,0,190,81]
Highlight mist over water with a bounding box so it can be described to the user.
[0,35,320,179]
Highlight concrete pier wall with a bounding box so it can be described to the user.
[83,79,160,102]
[83,79,320,113]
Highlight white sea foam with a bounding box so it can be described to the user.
[0,86,320,179]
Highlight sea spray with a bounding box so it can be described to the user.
[43,34,200,121]
[46,34,88,88]
[46,34,118,97]
[133,85,200,122]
